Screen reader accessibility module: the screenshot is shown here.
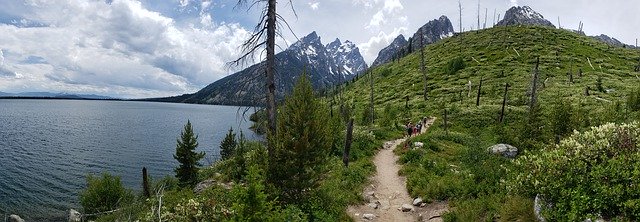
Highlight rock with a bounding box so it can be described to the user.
[9,215,25,222]
[400,204,414,212]
[362,213,376,220]
[420,203,427,207]
[488,144,519,158]
[496,6,555,28]
[413,197,423,206]
[414,142,424,148]
[364,191,377,202]
[367,200,381,209]
[534,194,546,222]
[69,209,82,222]
[194,179,216,193]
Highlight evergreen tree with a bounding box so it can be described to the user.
[220,127,237,160]
[173,120,205,187]
[268,74,331,204]
[550,98,574,144]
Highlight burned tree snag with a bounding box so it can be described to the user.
[143,167,150,198]
[343,118,354,167]
[500,83,509,123]
[476,76,483,106]
[529,57,540,113]
[420,28,428,101]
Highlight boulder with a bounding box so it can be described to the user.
[193,179,233,194]
[69,209,82,222]
[414,142,424,148]
[534,194,546,222]
[364,191,377,202]
[400,204,414,212]
[488,144,518,158]
[9,215,25,222]
[367,200,381,209]
[362,213,376,220]
[413,197,423,206]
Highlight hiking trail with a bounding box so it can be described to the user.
[348,117,448,221]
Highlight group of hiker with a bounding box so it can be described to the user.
[406,117,428,137]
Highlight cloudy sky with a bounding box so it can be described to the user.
[0,0,638,98]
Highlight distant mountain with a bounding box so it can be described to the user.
[497,6,555,28]
[371,15,454,67]
[371,35,408,67]
[0,92,115,99]
[590,34,636,48]
[149,32,367,106]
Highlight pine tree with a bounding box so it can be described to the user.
[268,74,331,204]
[220,127,237,160]
[174,120,205,187]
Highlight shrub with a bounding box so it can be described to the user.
[446,57,465,75]
[628,86,640,112]
[80,173,133,215]
[510,122,640,221]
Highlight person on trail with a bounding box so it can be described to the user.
[416,122,422,134]
[422,117,427,126]
[406,122,413,137]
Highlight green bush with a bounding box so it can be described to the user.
[446,57,465,75]
[80,173,133,215]
[510,122,640,221]
[628,86,640,112]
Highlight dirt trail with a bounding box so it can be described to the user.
[348,118,447,222]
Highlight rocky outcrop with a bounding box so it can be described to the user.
[497,6,555,28]
[488,144,518,158]
[68,209,82,222]
[412,197,423,206]
[371,34,408,67]
[9,215,25,222]
[193,179,233,194]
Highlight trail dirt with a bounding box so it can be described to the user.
[348,118,448,221]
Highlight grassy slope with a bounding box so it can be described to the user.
[340,25,640,220]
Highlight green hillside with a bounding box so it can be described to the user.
[337,25,640,220]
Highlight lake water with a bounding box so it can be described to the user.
[0,100,258,221]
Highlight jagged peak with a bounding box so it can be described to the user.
[497,5,555,28]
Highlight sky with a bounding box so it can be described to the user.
[0,0,638,99]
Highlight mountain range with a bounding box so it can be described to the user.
[148,32,367,106]
[147,5,636,106]
[0,91,115,100]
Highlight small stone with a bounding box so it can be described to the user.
[363,213,376,220]
[420,202,427,207]
[414,142,424,147]
[9,215,25,222]
[69,209,82,222]
[412,197,423,206]
[401,204,414,212]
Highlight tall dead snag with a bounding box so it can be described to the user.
[369,70,375,123]
[483,8,488,29]
[458,1,463,33]
[500,82,509,123]
[530,57,540,113]
[343,118,354,167]
[233,0,292,161]
[443,108,449,136]
[420,28,428,101]
[476,76,483,106]
[142,167,150,198]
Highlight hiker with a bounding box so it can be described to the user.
[416,122,422,134]
[422,117,427,126]
[406,122,413,137]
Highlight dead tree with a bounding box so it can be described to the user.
[500,82,509,123]
[529,57,540,112]
[142,167,150,198]
[458,0,463,33]
[483,8,488,29]
[369,70,375,123]
[443,108,449,135]
[343,118,354,167]
[467,80,473,97]
[492,9,496,26]
[557,16,561,29]
[477,0,480,30]
[420,28,428,101]
[579,68,583,77]
[233,0,292,154]
[476,76,483,106]
[585,86,590,96]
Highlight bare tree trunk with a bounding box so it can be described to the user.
[369,71,375,123]
[483,8,488,29]
[476,76,483,106]
[343,118,354,167]
[443,108,449,136]
[459,1,463,33]
[529,57,540,113]
[493,9,496,27]
[477,0,480,31]
[500,82,509,123]
[142,167,150,198]
[266,0,277,135]
[420,28,428,101]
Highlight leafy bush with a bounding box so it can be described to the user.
[510,122,640,221]
[446,57,465,75]
[80,173,133,215]
[628,86,640,112]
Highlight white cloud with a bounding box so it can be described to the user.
[510,0,519,7]
[383,0,403,13]
[358,27,408,63]
[366,11,386,29]
[309,2,320,10]
[0,0,250,98]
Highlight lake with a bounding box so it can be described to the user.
[0,100,258,221]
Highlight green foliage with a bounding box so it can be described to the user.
[628,86,640,112]
[174,120,205,187]
[269,75,332,204]
[446,57,465,75]
[497,196,536,222]
[510,122,640,221]
[596,75,605,92]
[220,127,237,160]
[80,173,133,215]
[380,104,399,128]
[549,98,575,143]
